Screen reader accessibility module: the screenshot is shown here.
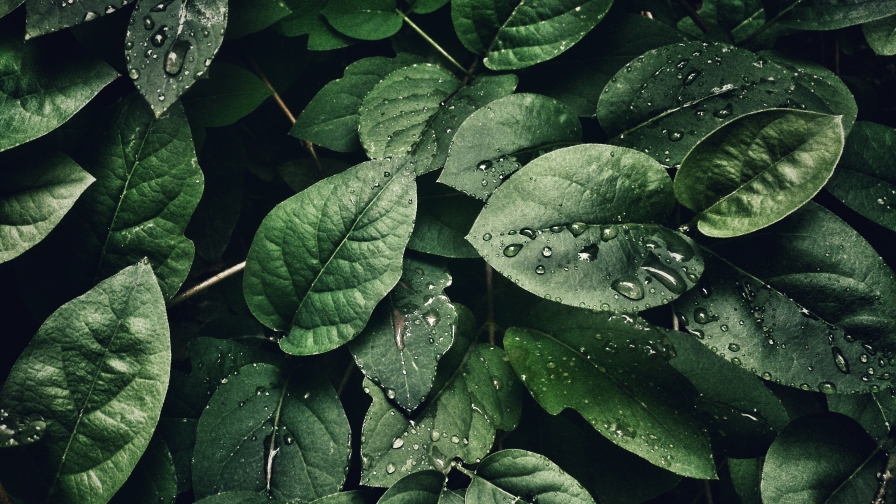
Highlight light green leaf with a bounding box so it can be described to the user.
[0,33,117,152]
[0,261,170,504]
[504,302,716,479]
[377,471,445,503]
[320,0,402,40]
[675,109,844,238]
[157,418,197,494]
[776,0,896,30]
[225,0,291,39]
[182,62,273,128]
[243,157,417,356]
[827,392,896,442]
[827,121,896,232]
[438,94,581,200]
[451,0,613,70]
[193,363,351,501]
[466,450,595,504]
[467,144,703,314]
[349,258,458,412]
[274,0,356,50]
[408,183,482,259]
[864,14,896,55]
[761,413,886,504]
[109,433,177,504]
[125,0,228,117]
[0,145,94,263]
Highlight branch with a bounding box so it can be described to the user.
[397,10,471,76]
[676,0,710,34]
[167,261,246,308]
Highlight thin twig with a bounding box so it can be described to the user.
[167,261,246,307]
[0,481,11,504]
[397,10,471,76]
[677,0,710,34]
[336,361,355,397]
[704,479,714,504]
[834,37,841,76]
[873,448,896,504]
[485,263,496,346]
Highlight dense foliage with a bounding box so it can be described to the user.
[2,0,896,503]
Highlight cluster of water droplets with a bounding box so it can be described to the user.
[0,409,46,448]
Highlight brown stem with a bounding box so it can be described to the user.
[485,263,496,346]
[167,261,246,308]
[873,448,896,504]
[677,0,710,34]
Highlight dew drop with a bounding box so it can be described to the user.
[503,244,523,257]
[519,228,536,240]
[640,254,686,294]
[150,26,167,47]
[482,233,492,241]
[143,15,155,30]
[611,276,644,300]
[386,463,396,474]
[128,68,140,80]
[567,222,587,236]
[667,130,684,142]
[832,347,850,374]
[83,11,98,22]
[683,69,701,86]
[600,225,618,242]
[164,41,191,76]
[541,246,552,258]
[818,381,837,393]
[535,265,545,275]
[392,437,404,449]
[728,343,740,352]
[713,103,733,118]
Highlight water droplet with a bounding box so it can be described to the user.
[549,225,564,233]
[567,222,587,236]
[124,40,134,50]
[720,324,729,332]
[477,160,492,171]
[83,11,98,22]
[386,463,396,474]
[423,310,439,327]
[386,388,396,399]
[164,41,191,76]
[503,244,523,257]
[519,228,536,240]
[693,307,716,324]
[541,246,552,258]
[150,0,172,12]
[832,347,850,374]
[611,276,644,300]
[683,69,701,86]
[128,68,140,80]
[284,434,294,445]
[143,15,155,30]
[150,26,167,47]
[430,430,440,441]
[640,254,686,294]
[392,437,404,449]
[535,265,545,275]
[578,243,598,261]
[451,435,460,443]
[713,103,733,118]
[482,233,492,241]
[204,58,212,67]
[600,225,618,242]
[667,130,684,142]
[546,361,557,369]
[728,343,740,352]
[818,381,837,393]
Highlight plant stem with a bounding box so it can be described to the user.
[0,481,11,504]
[397,10,471,76]
[167,261,246,307]
[336,361,355,397]
[874,448,896,504]
[676,0,709,33]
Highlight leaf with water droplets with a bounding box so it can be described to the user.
[319,0,402,40]
[181,62,273,128]
[675,109,844,238]
[452,0,613,70]
[465,449,595,504]
[243,157,416,356]
[349,257,458,412]
[774,0,896,30]
[25,0,129,38]
[864,13,896,55]
[467,144,703,313]
[504,302,716,479]
[438,93,581,200]
[273,0,356,50]
[408,182,483,258]
[193,363,350,501]
[108,432,177,504]
[193,492,283,504]
[827,392,896,443]
[0,262,170,504]
[376,471,445,503]
[125,0,228,117]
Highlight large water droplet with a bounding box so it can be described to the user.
[143,15,155,30]
[600,225,618,242]
[150,26,167,47]
[693,307,717,324]
[430,430,441,442]
[164,41,191,76]
[477,160,492,171]
[482,233,492,241]
[503,244,523,257]
[386,463,396,474]
[386,388,396,399]
[611,276,644,300]
[567,222,587,236]
[832,347,850,374]
[392,437,404,449]
[667,130,684,142]
[541,246,552,258]
[818,381,837,393]
[728,343,740,352]
[535,265,545,275]
[640,254,686,294]
[519,228,536,240]
[423,310,439,327]
[83,11,98,22]
[128,68,140,80]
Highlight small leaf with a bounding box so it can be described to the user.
[193,363,351,501]
[157,418,197,494]
[377,471,445,503]
[0,144,94,263]
[243,157,417,356]
[466,450,595,504]
[278,157,350,193]
[109,433,177,504]
[274,0,356,50]
[864,13,896,55]
[0,33,118,152]
[182,62,273,128]
[776,0,896,30]
[320,0,402,40]
[408,183,482,259]
[451,0,613,70]
[125,0,228,117]
[0,261,170,504]
[674,109,844,238]
[438,94,582,200]
[467,144,702,314]
[827,392,896,442]
[25,0,124,38]
[225,0,291,39]
[349,257,458,412]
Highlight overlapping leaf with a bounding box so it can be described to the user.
[678,0,765,43]
[109,433,177,504]
[320,0,402,40]
[465,450,595,504]
[181,62,272,128]
[25,0,125,38]
[225,0,291,39]
[864,13,896,55]
[376,471,445,503]
[274,0,356,50]
[774,0,896,30]
[827,392,896,442]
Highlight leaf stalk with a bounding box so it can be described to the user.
[397,10,471,76]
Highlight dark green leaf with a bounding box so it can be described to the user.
[278,157,349,193]
[376,471,444,503]
[320,0,402,40]
[467,144,703,313]
[678,0,765,44]
[274,0,356,50]
[157,418,197,493]
[0,408,47,449]
[451,0,613,70]
[466,449,595,504]
[193,363,351,501]
[438,93,581,200]
[25,0,124,38]
[729,458,763,504]
[674,109,844,238]
[864,14,896,55]
[0,32,117,152]
[408,183,482,259]
[243,157,417,356]
[182,62,273,128]
[109,433,177,504]
[776,0,896,30]
[125,0,228,117]
[225,0,291,39]
[827,392,896,442]
[0,0,22,19]
[409,0,449,14]
[349,257,458,412]
[505,302,716,479]
[309,490,379,504]
[0,261,170,504]
[194,492,279,504]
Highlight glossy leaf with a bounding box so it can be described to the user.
[776,0,896,30]
[109,433,177,504]
[675,109,844,238]
[274,0,356,50]
[827,121,896,232]
[504,302,716,479]
[25,0,125,38]
[466,450,595,504]
[827,392,896,442]
[0,408,47,449]
[225,0,291,39]
[349,258,458,412]
[467,144,703,314]
[193,363,351,501]
[761,413,886,504]
[438,94,581,200]
[0,145,94,263]
[0,261,170,504]
[309,491,378,504]
[408,183,482,258]
[320,0,402,40]
[0,33,117,152]
[451,0,613,70]
[377,471,445,503]
[864,14,896,55]
[182,62,272,128]
[125,0,228,117]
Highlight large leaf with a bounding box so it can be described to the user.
[243,157,417,356]
[193,363,351,501]
[864,14,896,55]
[109,433,177,504]
[438,93,581,200]
[25,0,127,38]
[775,0,896,30]
[467,144,703,314]
[0,33,118,152]
[320,0,402,40]
[125,0,228,117]
[0,261,170,504]
[465,450,595,504]
[504,302,716,479]
[0,145,94,263]
[674,109,844,238]
[349,258,458,412]
[182,62,273,128]
[827,392,896,442]
[451,0,613,70]
[826,121,896,233]
[225,0,291,39]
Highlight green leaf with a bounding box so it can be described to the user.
[0,261,170,504]
[193,363,351,501]
[827,121,896,233]
[125,0,228,117]
[274,0,357,50]
[0,32,118,152]
[225,0,291,39]
[761,413,886,504]
[776,0,896,30]
[291,54,424,152]
[729,458,763,504]
[827,392,896,442]
[0,144,94,263]
[504,302,716,479]
[409,0,449,14]
[864,14,896,55]
[348,257,458,412]
[309,490,378,504]
[467,144,703,314]
[24,0,124,38]
[182,62,273,128]
[0,408,47,449]
[437,94,582,200]
[451,0,614,70]
[109,433,177,504]
[157,418,197,493]
[466,450,595,504]
[0,0,23,19]
[320,0,402,40]
[408,183,482,259]
[194,492,280,504]
[376,471,445,503]
[674,109,845,238]
[678,0,765,44]
[278,157,350,193]
[243,157,417,356]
